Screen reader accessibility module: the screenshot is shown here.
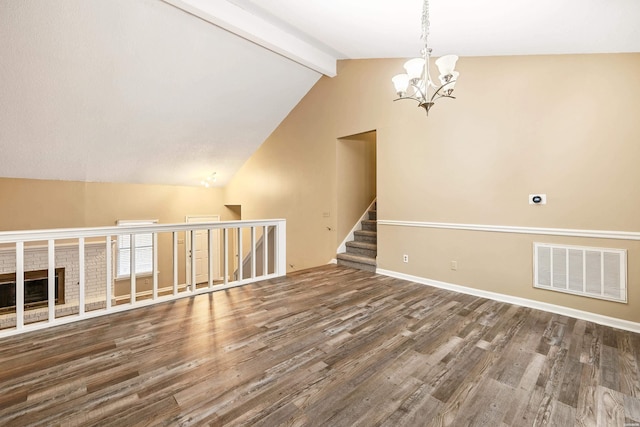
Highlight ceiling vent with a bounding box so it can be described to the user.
[534,243,627,303]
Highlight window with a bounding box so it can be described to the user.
[116,220,157,279]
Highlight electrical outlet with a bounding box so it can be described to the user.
[450,260,458,271]
[403,254,409,263]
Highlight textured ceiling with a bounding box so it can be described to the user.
[0,0,320,187]
[0,0,638,187]
[241,0,640,58]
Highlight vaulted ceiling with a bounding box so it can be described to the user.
[1,0,638,187]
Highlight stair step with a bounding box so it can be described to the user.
[361,219,377,231]
[346,241,377,258]
[354,230,377,243]
[337,253,376,273]
[368,210,377,220]
[336,253,376,265]
[346,241,376,250]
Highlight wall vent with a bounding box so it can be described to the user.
[534,243,627,303]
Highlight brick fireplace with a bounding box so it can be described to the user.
[0,267,65,312]
[0,242,110,327]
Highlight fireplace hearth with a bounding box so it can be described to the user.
[0,268,65,313]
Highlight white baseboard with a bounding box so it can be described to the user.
[376,268,640,334]
[328,258,337,264]
[114,285,187,303]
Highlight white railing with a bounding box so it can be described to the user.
[0,219,286,338]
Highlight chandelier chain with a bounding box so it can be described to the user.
[421,0,430,48]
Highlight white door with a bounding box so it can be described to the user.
[186,215,220,286]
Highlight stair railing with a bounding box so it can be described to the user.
[0,219,286,338]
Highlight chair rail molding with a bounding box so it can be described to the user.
[377,220,640,241]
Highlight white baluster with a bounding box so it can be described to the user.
[16,242,24,330]
[130,234,136,304]
[208,229,213,288]
[48,239,55,322]
[79,238,85,316]
[153,232,158,300]
[173,232,178,295]
[106,236,112,310]
[223,228,229,285]
[251,227,256,279]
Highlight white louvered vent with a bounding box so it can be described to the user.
[534,243,627,303]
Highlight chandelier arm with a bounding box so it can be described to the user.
[412,81,427,101]
[428,79,457,102]
[393,92,423,104]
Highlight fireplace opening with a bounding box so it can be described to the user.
[0,268,65,313]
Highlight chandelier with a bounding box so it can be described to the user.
[392,0,459,115]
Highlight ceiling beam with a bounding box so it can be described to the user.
[162,0,337,77]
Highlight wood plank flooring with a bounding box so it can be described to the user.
[0,264,639,426]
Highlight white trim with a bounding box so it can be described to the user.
[377,220,640,241]
[376,268,640,334]
[0,240,108,254]
[161,0,336,76]
[328,258,337,265]
[114,283,189,303]
[116,220,158,280]
[114,272,155,281]
[0,219,286,243]
[338,198,376,254]
[116,219,160,226]
[184,215,221,222]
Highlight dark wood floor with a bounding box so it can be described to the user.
[1,265,639,426]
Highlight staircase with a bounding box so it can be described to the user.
[337,202,377,272]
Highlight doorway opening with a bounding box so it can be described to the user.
[185,215,221,288]
[336,130,377,249]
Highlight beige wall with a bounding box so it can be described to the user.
[337,131,377,244]
[380,227,640,322]
[2,54,639,323]
[225,53,640,323]
[0,178,226,230]
[224,59,397,270]
[0,178,225,294]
